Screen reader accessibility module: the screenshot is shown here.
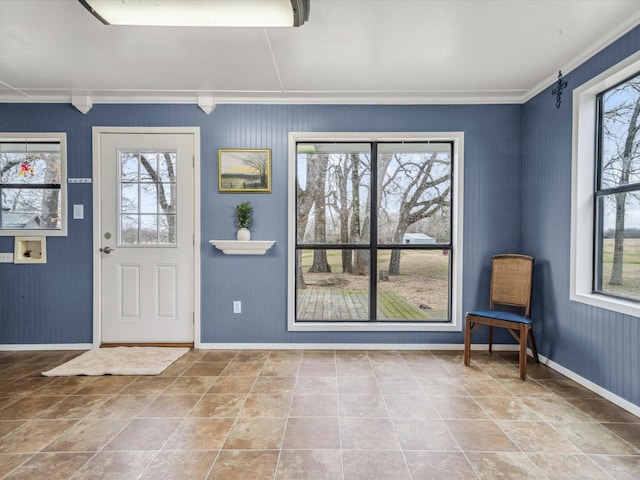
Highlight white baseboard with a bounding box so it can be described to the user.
[197,343,521,351]
[0,344,92,351]
[538,354,640,418]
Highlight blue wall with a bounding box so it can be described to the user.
[0,103,523,345]
[1,23,638,408]
[523,26,640,406]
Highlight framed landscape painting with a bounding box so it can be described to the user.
[218,149,271,193]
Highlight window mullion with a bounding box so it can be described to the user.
[370,142,378,322]
[596,184,640,195]
[1,184,61,189]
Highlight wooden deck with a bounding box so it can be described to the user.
[297,289,445,321]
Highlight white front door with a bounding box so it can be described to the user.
[97,132,195,344]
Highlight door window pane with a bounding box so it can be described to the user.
[118,150,177,246]
[160,183,176,213]
[121,184,138,213]
[158,153,177,184]
[159,214,177,244]
[140,215,158,244]
[121,214,138,244]
[140,183,158,214]
[139,153,157,182]
[121,153,139,182]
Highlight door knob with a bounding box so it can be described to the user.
[99,246,115,254]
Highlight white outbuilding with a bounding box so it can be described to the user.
[402,233,435,244]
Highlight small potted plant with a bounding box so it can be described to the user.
[234,201,253,241]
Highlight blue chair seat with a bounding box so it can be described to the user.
[467,310,532,325]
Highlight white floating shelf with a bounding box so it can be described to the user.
[210,240,275,255]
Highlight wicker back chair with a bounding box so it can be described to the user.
[463,254,539,380]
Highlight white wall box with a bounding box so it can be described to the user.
[14,237,47,264]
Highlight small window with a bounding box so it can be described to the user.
[594,71,640,301]
[0,133,67,236]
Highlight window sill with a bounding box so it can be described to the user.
[287,321,461,332]
[571,292,640,318]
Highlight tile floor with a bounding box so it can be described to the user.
[0,349,637,479]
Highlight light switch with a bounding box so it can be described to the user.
[73,204,84,219]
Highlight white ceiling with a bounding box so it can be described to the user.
[1,0,640,108]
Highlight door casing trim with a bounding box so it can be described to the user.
[92,126,201,348]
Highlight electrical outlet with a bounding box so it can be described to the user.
[233,301,242,314]
[0,253,13,263]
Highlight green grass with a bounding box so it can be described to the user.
[599,238,640,298]
[219,176,261,189]
[300,249,449,280]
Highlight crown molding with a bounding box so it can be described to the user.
[0,91,530,107]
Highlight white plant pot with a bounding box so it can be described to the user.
[237,228,251,241]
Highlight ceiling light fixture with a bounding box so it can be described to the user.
[78,0,309,27]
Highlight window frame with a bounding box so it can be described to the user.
[287,132,464,332]
[571,51,640,316]
[117,149,179,247]
[0,132,68,237]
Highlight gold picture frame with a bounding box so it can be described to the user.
[218,149,271,193]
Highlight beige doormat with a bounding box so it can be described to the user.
[42,346,189,376]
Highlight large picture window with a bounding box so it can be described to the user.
[594,71,640,301]
[288,132,463,332]
[0,133,67,236]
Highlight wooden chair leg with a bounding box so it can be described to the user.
[519,323,527,380]
[488,325,493,353]
[528,329,540,364]
[464,316,472,366]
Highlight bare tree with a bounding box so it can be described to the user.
[352,153,372,275]
[308,154,332,273]
[41,153,61,228]
[243,152,268,188]
[324,154,354,272]
[381,152,450,275]
[140,153,177,243]
[295,153,325,288]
